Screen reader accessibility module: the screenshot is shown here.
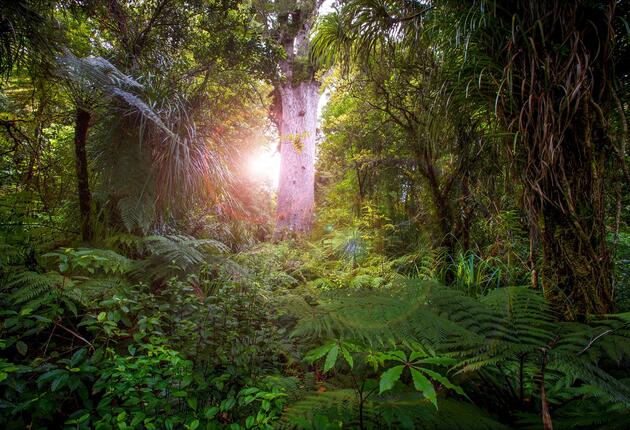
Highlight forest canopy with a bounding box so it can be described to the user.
[1,1,629,429]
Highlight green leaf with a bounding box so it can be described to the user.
[386,350,407,362]
[305,343,334,363]
[245,416,255,428]
[204,406,219,419]
[418,357,457,366]
[16,341,27,356]
[97,312,106,322]
[421,368,467,397]
[410,368,437,409]
[409,350,428,361]
[379,365,404,394]
[340,346,353,369]
[131,412,146,427]
[37,369,64,385]
[323,345,339,372]
[188,419,200,430]
[51,374,68,391]
[70,348,86,366]
[187,397,198,410]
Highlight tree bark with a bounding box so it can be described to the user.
[270,2,326,237]
[539,143,612,319]
[479,0,616,317]
[275,81,319,236]
[74,107,93,242]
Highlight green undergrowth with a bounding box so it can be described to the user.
[1,232,630,429]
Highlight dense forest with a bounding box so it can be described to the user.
[1,0,630,429]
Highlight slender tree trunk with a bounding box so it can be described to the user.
[274,81,319,237]
[74,107,93,241]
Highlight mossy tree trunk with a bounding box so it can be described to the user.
[481,0,617,317]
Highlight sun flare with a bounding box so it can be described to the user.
[246,149,281,188]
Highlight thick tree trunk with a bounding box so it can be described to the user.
[274,81,319,237]
[539,133,612,319]
[74,107,93,242]
[481,0,616,317]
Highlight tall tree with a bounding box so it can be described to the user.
[268,0,324,237]
[444,0,623,318]
[312,0,629,318]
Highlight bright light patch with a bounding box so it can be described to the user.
[246,149,281,188]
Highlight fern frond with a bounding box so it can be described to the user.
[280,389,507,429]
[6,271,62,303]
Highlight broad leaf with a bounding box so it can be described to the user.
[418,357,457,366]
[421,368,467,397]
[324,345,339,372]
[410,368,437,408]
[379,365,405,394]
[340,346,353,369]
[305,343,334,363]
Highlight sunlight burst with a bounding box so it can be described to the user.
[246,149,281,188]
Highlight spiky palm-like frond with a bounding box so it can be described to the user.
[325,228,369,266]
[311,0,429,69]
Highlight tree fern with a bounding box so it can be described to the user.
[55,53,174,137]
[280,390,507,429]
[291,281,630,422]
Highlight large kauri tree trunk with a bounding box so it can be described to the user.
[275,81,319,235]
[272,2,324,238]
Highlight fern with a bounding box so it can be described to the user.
[389,247,448,281]
[5,271,87,313]
[280,390,507,429]
[129,234,229,281]
[291,281,630,419]
[5,271,63,303]
[118,194,156,235]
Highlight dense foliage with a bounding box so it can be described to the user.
[1,1,629,429]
